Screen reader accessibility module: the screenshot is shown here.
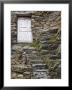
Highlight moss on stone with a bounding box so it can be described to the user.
[31,40,42,51]
[43,57,61,79]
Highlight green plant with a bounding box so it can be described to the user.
[31,40,42,51]
[43,57,61,79]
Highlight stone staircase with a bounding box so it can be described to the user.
[31,63,49,79]
[29,55,50,79]
[23,47,50,79]
[11,46,50,79]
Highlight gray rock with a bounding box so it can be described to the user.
[32,71,48,79]
[49,28,58,34]
[31,60,43,64]
[49,54,60,60]
[11,65,32,73]
[12,45,22,51]
[11,72,17,79]
[17,74,23,79]
[23,46,36,50]
[32,64,48,69]
[40,50,49,55]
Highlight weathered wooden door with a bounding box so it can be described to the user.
[17,17,33,43]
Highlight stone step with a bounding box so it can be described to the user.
[32,71,48,79]
[26,54,40,57]
[41,44,49,49]
[11,71,31,79]
[49,54,61,60]
[24,50,38,54]
[27,56,41,60]
[30,60,43,64]
[23,71,31,79]
[49,28,58,34]
[32,64,48,69]
[40,50,49,55]
[23,46,36,50]
[30,59,42,61]
[11,65,32,73]
[27,56,40,59]
[33,69,48,72]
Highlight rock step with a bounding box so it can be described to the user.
[23,46,36,50]
[27,55,40,57]
[32,63,47,66]
[11,65,32,73]
[27,56,41,60]
[31,60,43,64]
[27,53,39,55]
[33,69,48,72]
[32,64,48,69]
[11,71,31,79]
[32,71,48,79]
[49,54,61,59]
[30,59,43,61]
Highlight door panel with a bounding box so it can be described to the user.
[17,17,33,43]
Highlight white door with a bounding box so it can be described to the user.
[17,17,33,43]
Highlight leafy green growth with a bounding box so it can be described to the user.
[31,40,42,51]
[43,56,61,79]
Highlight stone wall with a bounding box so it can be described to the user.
[11,11,61,79]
